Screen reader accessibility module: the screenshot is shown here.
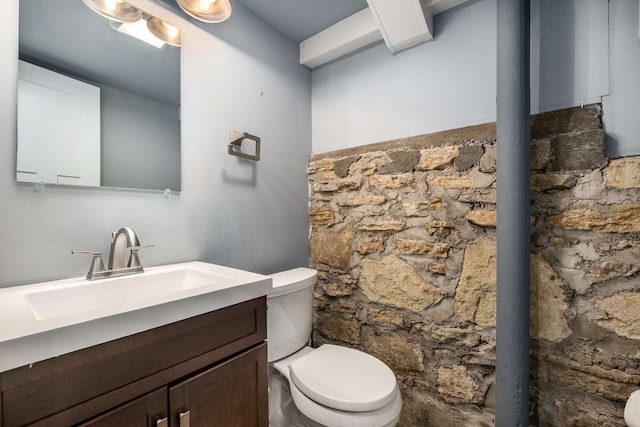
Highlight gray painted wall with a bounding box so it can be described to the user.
[100,86,181,191]
[602,0,640,158]
[0,0,311,287]
[311,0,610,154]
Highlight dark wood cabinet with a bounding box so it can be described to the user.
[0,297,267,427]
[169,344,267,427]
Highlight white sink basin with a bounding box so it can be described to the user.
[0,261,272,373]
[25,267,233,320]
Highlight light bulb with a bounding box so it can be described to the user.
[82,0,142,22]
[147,16,182,47]
[167,26,178,38]
[177,0,231,23]
[104,0,123,11]
[198,0,214,12]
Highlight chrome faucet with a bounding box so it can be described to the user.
[108,227,140,270]
[72,227,153,280]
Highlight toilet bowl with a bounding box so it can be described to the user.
[272,345,402,427]
[267,268,402,427]
[625,390,640,427]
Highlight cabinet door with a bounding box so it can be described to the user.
[77,387,168,427]
[169,344,268,427]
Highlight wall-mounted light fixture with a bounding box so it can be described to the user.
[176,0,232,23]
[82,0,143,22]
[83,0,182,48]
[110,17,165,48]
[147,17,182,46]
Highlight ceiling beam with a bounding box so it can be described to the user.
[299,9,381,69]
[367,0,433,54]
[299,0,471,69]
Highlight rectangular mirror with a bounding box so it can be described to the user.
[17,0,181,192]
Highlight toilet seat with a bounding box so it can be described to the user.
[289,344,398,412]
[289,375,402,427]
[272,345,402,427]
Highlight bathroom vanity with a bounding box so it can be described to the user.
[0,262,271,427]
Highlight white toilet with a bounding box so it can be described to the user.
[267,268,402,427]
[625,390,640,427]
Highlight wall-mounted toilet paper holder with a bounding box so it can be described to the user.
[228,131,260,161]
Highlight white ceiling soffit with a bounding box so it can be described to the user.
[299,9,380,69]
[368,0,434,54]
[299,0,470,69]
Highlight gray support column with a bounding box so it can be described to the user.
[495,0,531,426]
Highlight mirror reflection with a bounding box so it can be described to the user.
[17,0,181,191]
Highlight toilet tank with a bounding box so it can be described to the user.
[267,268,317,362]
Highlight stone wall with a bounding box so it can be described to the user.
[307,104,640,426]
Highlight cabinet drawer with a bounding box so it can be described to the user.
[77,387,167,427]
[1,297,266,426]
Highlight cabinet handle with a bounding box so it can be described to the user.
[156,417,168,427]
[179,410,190,427]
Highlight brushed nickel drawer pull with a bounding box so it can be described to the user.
[179,410,191,427]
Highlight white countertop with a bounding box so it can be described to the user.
[0,261,272,372]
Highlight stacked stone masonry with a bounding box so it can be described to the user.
[308,104,640,426]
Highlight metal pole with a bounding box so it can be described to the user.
[495,0,531,425]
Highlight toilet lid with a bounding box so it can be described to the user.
[289,344,398,412]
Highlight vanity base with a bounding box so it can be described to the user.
[0,297,268,427]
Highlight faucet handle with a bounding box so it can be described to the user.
[71,251,106,280]
[127,244,154,268]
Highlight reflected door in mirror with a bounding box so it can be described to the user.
[17,60,100,186]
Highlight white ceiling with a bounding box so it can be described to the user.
[234,0,369,43]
